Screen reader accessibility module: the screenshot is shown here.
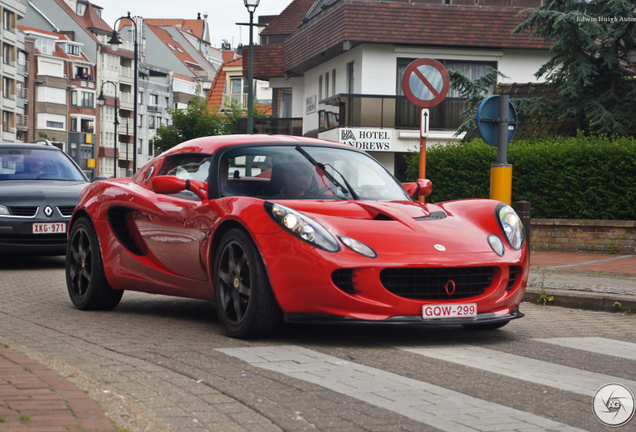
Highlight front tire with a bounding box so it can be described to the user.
[66,217,123,310]
[213,229,282,338]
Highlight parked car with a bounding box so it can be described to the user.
[65,135,528,338]
[0,142,89,255]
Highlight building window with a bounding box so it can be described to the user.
[3,111,9,131]
[80,119,94,133]
[138,114,143,127]
[150,94,158,105]
[148,141,153,156]
[71,118,77,132]
[138,91,143,104]
[157,116,162,126]
[332,69,336,95]
[165,97,169,108]
[35,37,55,56]
[3,44,11,64]
[148,116,155,129]
[67,45,80,56]
[138,139,142,154]
[3,77,10,99]
[347,62,354,93]
[318,75,323,101]
[80,92,94,108]
[72,91,78,106]
[46,120,64,129]
[3,10,12,31]
[325,73,330,98]
[273,88,292,118]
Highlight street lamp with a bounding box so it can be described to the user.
[241,0,260,134]
[109,12,139,172]
[97,81,119,177]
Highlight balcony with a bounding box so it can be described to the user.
[120,92,133,104]
[3,61,16,77]
[118,117,134,132]
[97,34,134,52]
[120,67,133,79]
[221,93,248,110]
[147,104,163,113]
[17,87,27,99]
[141,81,170,93]
[318,94,465,131]
[16,114,27,130]
[118,143,134,160]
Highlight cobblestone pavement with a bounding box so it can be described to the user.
[1,255,636,431]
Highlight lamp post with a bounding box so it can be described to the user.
[239,0,261,134]
[108,12,138,172]
[97,81,119,178]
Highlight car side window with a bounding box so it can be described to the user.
[157,154,211,200]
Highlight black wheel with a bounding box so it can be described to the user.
[213,228,282,338]
[66,217,123,310]
[462,320,509,331]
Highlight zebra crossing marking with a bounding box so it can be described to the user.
[217,345,584,432]
[534,337,636,361]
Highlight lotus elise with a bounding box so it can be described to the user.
[65,135,528,338]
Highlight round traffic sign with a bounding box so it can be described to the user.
[476,95,518,147]
[401,59,450,108]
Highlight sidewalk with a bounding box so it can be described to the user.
[0,346,115,431]
[526,250,636,312]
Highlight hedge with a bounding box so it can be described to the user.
[404,134,636,220]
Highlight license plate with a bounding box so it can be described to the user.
[422,303,477,319]
[32,222,67,234]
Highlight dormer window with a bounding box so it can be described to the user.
[67,45,80,56]
[176,46,183,53]
[76,3,86,16]
[168,44,175,50]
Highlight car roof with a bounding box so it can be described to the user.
[0,142,63,151]
[159,135,356,158]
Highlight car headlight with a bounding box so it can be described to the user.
[339,236,377,258]
[265,202,340,252]
[488,234,505,256]
[0,205,9,216]
[496,204,525,250]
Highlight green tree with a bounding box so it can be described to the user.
[152,96,271,154]
[513,0,636,136]
[152,94,226,154]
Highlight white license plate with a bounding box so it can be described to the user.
[32,222,67,234]
[422,303,477,319]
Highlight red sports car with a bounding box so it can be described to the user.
[65,135,528,338]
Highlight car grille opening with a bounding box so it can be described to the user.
[9,206,38,217]
[507,266,522,290]
[57,206,76,217]
[331,269,359,295]
[0,234,67,245]
[380,267,494,300]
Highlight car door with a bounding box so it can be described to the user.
[135,154,210,281]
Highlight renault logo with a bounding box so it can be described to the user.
[44,206,54,217]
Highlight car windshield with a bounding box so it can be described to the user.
[220,145,410,201]
[0,149,86,181]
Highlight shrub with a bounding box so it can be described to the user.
[405,134,636,220]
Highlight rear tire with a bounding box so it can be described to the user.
[66,217,123,310]
[213,228,282,338]
[462,320,509,331]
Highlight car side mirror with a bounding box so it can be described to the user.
[402,179,432,197]
[153,176,208,200]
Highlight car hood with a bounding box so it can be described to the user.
[277,200,498,256]
[0,180,88,205]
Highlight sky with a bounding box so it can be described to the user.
[99,0,294,49]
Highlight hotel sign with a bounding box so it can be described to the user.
[339,128,392,151]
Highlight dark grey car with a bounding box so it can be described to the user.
[0,142,89,255]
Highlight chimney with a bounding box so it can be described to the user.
[197,12,201,20]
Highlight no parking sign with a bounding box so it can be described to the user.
[401,59,450,108]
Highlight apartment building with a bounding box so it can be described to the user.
[1,0,26,144]
[250,0,552,178]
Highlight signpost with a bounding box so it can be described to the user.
[401,59,450,201]
[476,94,518,205]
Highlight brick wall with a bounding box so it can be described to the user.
[530,219,636,254]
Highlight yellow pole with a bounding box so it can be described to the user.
[490,165,513,205]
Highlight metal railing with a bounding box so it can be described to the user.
[118,143,134,160]
[141,81,170,93]
[121,67,133,79]
[222,93,248,110]
[17,87,27,99]
[120,92,133,104]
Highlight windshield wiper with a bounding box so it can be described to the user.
[294,146,359,200]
